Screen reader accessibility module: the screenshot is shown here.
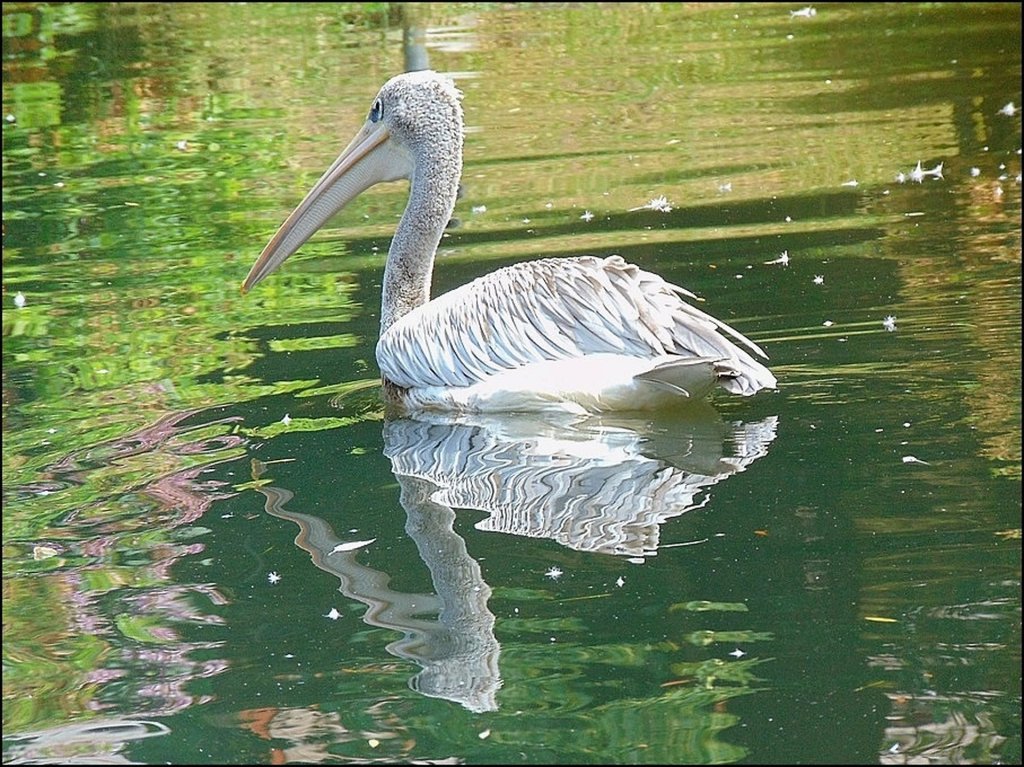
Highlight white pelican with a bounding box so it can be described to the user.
[242,70,777,413]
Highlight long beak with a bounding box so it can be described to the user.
[242,121,405,293]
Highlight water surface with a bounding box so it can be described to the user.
[2,3,1021,764]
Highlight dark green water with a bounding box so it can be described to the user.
[3,3,1020,764]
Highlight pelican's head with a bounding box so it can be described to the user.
[242,70,464,293]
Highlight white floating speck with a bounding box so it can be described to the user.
[471,204,486,214]
[841,179,858,187]
[729,648,747,658]
[902,455,930,465]
[325,607,342,620]
[813,275,824,285]
[904,160,944,184]
[616,576,625,588]
[580,210,594,222]
[790,5,816,18]
[478,729,491,740]
[822,320,833,327]
[970,167,981,177]
[281,413,291,425]
[176,139,188,151]
[998,101,1019,117]
[330,538,376,554]
[14,291,26,309]
[764,251,790,266]
[545,566,564,580]
[268,571,282,584]
[883,315,897,332]
[629,195,673,213]
[5,114,15,123]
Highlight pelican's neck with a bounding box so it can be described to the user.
[380,144,461,333]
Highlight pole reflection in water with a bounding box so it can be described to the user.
[252,404,778,712]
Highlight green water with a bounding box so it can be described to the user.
[3,3,1020,764]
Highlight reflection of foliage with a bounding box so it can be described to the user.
[2,406,241,732]
[683,629,774,647]
[2,1,1020,762]
[493,641,758,763]
[3,3,394,737]
[2,576,108,731]
[669,657,770,690]
[671,599,750,613]
[115,613,174,644]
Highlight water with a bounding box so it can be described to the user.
[2,3,1020,764]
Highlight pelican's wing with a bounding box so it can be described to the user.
[378,255,774,393]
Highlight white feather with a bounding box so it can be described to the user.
[378,255,776,411]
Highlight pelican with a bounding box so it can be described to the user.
[242,70,777,413]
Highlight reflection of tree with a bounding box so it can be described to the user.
[3,409,242,737]
[251,406,777,725]
[400,2,430,73]
[875,85,1022,483]
[849,64,1021,767]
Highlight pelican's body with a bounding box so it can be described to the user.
[243,70,776,414]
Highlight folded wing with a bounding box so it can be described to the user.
[377,255,776,396]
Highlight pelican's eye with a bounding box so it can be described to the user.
[369,98,384,123]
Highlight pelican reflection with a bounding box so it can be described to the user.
[385,406,777,558]
[252,406,777,712]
